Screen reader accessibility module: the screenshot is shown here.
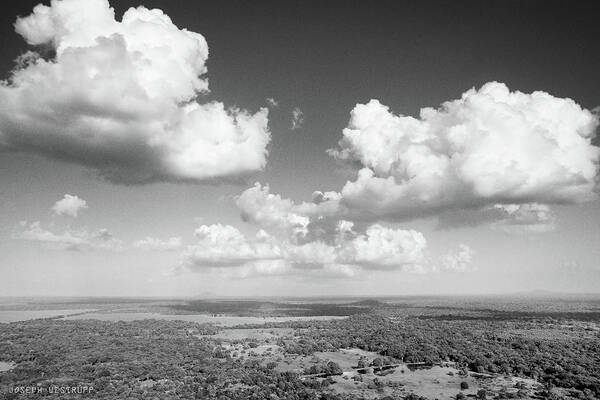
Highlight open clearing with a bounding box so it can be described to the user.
[326,363,540,399]
[209,327,295,340]
[328,365,485,399]
[0,361,16,372]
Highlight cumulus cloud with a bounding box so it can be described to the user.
[328,82,599,220]
[236,183,313,241]
[51,194,88,217]
[0,0,270,184]
[180,222,427,275]
[132,236,182,251]
[291,107,304,130]
[236,183,343,242]
[184,224,283,267]
[337,224,426,270]
[14,221,123,251]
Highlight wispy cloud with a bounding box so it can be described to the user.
[133,236,183,251]
[14,221,124,252]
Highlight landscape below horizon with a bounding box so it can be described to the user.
[1,295,599,399]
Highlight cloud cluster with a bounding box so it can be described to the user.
[213,182,472,277]
[232,84,596,256]
[181,222,427,276]
[184,81,600,277]
[51,194,88,217]
[328,82,599,219]
[15,221,123,251]
[0,0,270,184]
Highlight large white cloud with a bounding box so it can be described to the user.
[328,82,599,219]
[51,194,88,217]
[0,0,270,183]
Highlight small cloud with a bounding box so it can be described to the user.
[266,97,279,107]
[133,236,182,251]
[51,194,88,217]
[291,107,304,130]
[439,244,475,272]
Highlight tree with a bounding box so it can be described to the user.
[371,358,384,367]
[326,361,343,375]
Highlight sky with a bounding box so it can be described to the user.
[0,0,599,297]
